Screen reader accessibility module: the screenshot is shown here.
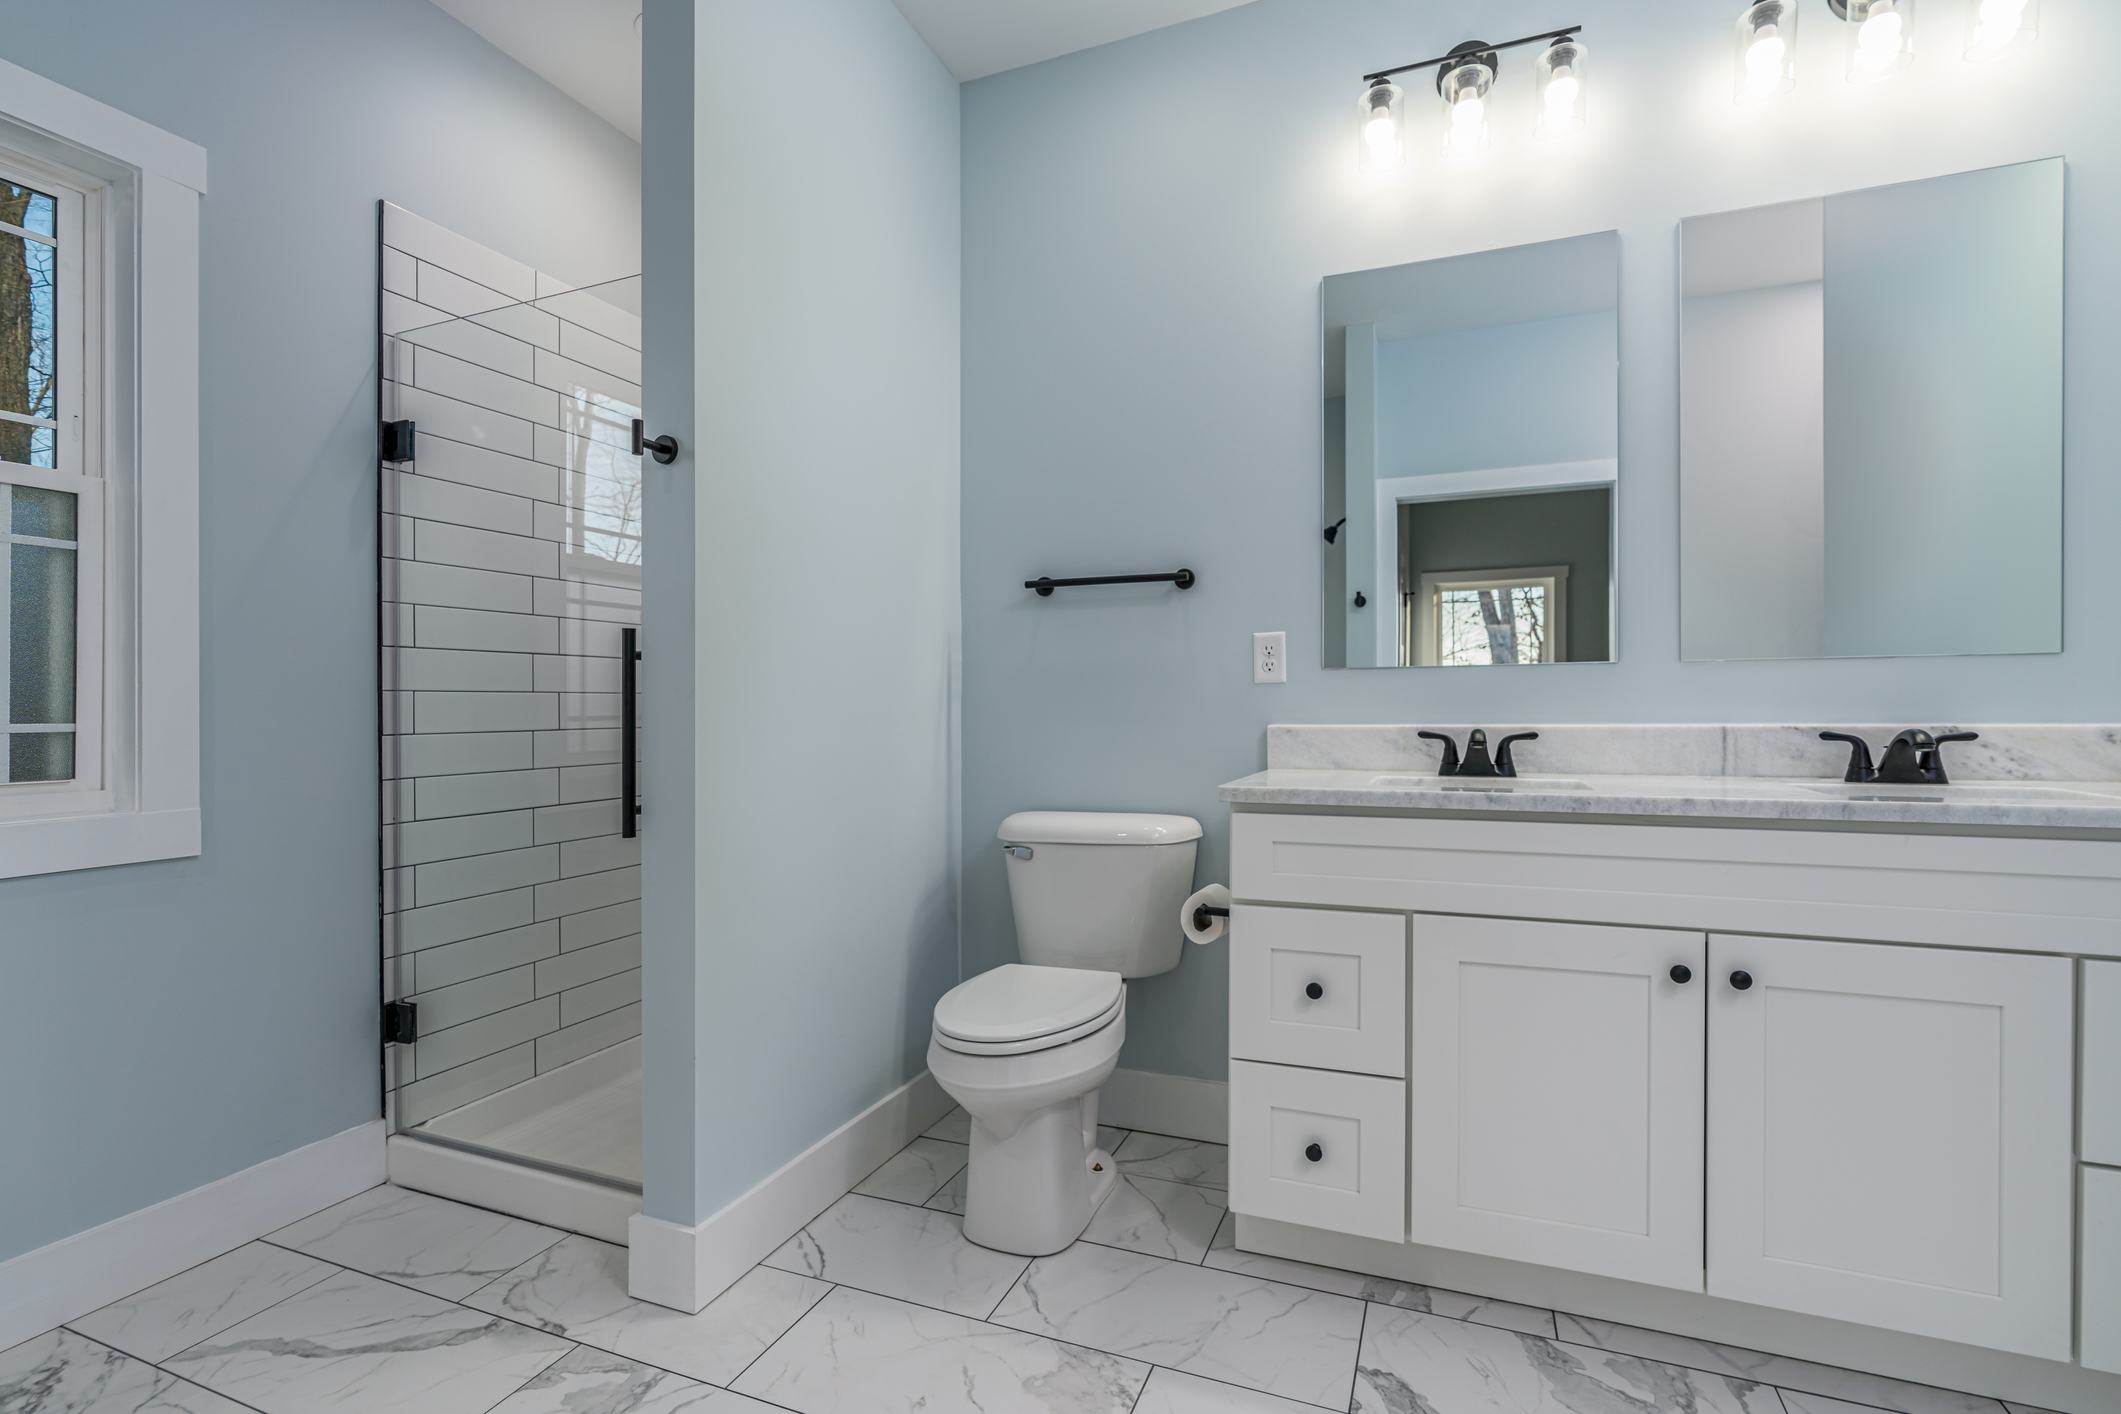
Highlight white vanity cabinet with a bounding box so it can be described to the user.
[1226,809,2089,1368]
[1407,915,1707,1291]
[1705,934,2073,1359]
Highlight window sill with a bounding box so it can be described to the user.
[0,806,200,879]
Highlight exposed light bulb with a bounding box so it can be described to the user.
[1544,69,1581,116]
[1852,7,1907,76]
[1364,112,1397,157]
[1971,0,2028,51]
[1744,29,1789,97]
[1448,94,1487,156]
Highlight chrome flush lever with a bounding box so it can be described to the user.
[1003,844,1034,860]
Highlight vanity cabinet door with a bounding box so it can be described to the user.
[1705,934,2073,1361]
[1408,915,1707,1291]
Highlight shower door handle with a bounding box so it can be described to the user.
[622,627,640,839]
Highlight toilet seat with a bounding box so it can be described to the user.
[933,964,1124,1056]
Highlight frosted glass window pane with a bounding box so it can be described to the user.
[11,486,76,539]
[8,729,73,782]
[10,541,76,723]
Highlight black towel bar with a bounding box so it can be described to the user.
[1026,569,1195,596]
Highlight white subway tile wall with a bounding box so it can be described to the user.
[380,204,643,1137]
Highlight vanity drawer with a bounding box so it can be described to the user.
[1230,905,1405,1076]
[1228,1059,1405,1243]
[2085,963,2121,1166]
[2085,1166,2121,1373]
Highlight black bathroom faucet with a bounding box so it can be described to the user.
[1418,728,1540,779]
[1819,728,1980,785]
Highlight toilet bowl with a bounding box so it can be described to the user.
[930,811,1200,1256]
[928,965,1126,1255]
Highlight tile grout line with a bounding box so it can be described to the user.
[1348,1299,1370,1414]
[719,1277,840,1396]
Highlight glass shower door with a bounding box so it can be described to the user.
[379,269,646,1189]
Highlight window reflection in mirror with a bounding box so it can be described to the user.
[1679,158,2062,662]
[1322,232,1619,669]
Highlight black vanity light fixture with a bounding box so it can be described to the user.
[1737,0,2034,101]
[1359,25,1586,174]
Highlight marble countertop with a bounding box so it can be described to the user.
[1218,768,2121,830]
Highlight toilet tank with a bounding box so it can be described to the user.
[999,812,1202,979]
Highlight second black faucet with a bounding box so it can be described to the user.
[1419,728,1540,779]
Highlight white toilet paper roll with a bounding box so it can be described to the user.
[1181,883,1232,945]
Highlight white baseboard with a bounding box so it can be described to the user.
[1099,1068,1228,1144]
[0,1120,385,1351]
[387,1134,641,1245]
[628,1071,952,1312]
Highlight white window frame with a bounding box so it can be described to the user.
[0,57,203,879]
[1415,565,1570,668]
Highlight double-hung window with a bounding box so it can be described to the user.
[0,57,203,878]
[3,157,102,791]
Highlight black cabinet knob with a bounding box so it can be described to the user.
[1730,969,1754,991]
[1304,1142,1323,1163]
[1670,964,1693,985]
[1304,982,1324,1000]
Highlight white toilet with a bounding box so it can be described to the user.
[928,810,1201,1256]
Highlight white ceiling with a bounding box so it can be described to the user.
[890,0,1260,81]
[428,0,1264,140]
[431,0,645,141]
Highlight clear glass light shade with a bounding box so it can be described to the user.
[1358,80,1405,172]
[1736,1,1799,102]
[1535,39,1588,135]
[1966,0,2036,59]
[1843,0,1915,81]
[1439,61,1494,158]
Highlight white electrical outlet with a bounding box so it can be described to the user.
[1254,631,1288,684]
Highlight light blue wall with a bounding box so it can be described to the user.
[646,0,961,1226]
[960,0,2119,1082]
[638,0,698,1224]
[0,0,640,1262]
[1375,312,1616,478]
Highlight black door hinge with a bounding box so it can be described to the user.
[381,419,417,463]
[382,999,419,1045]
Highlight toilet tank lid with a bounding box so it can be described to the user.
[998,811,1202,846]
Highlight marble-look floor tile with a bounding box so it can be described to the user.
[1110,1132,1228,1188]
[0,1329,252,1413]
[732,1285,1148,1414]
[763,1193,1029,1318]
[853,1137,968,1205]
[69,1241,339,1363]
[485,1345,783,1413]
[1082,1174,1226,1262]
[1202,1214,1557,1337]
[991,1239,1363,1407]
[1356,1306,1780,1414]
[1783,1394,1916,1414]
[267,1183,563,1300]
[1094,1125,1128,1151]
[1554,1314,2010,1414]
[163,1268,570,1414]
[1131,1367,1326,1413]
[924,1168,967,1215]
[466,1234,829,1386]
[922,1107,971,1143]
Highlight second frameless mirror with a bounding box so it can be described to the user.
[1679,158,2063,662]
[1322,232,1619,669]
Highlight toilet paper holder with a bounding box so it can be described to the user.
[1192,902,1229,932]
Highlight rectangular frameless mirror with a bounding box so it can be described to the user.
[1680,158,2063,662]
[1322,232,1619,669]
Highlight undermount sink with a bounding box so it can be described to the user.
[1369,774,1594,793]
[1797,781,2110,804]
